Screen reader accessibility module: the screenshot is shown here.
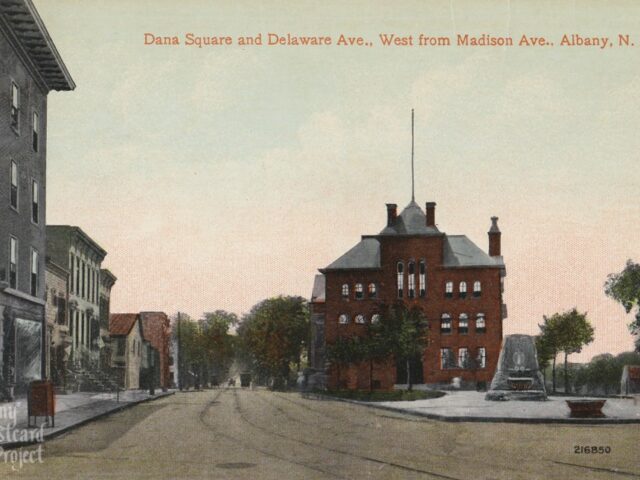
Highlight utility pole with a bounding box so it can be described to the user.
[177,312,182,391]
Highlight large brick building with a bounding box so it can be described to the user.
[140,312,171,390]
[310,200,506,390]
[0,0,74,396]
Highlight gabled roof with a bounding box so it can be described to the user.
[443,235,505,268]
[322,238,381,271]
[109,313,140,336]
[379,201,441,236]
[0,0,75,92]
[311,275,326,302]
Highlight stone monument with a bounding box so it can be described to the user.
[486,334,547,401]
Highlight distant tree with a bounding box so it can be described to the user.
[535,334,555,386]
[555,309,595,394]
[537,315,562,393]
[605,259,640,351]
[200,310,238,383]
[237,296,309,390]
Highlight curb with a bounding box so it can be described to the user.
[308,393,640,425]
[1,391,175,450]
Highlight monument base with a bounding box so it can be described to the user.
[485,390,547,401]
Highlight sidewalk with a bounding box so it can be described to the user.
[0,389,174,449]
[325,391,640,424]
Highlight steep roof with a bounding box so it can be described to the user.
[322,238,381,271]
[311,275,326,302]
[379,201,441,236]
[443,235,505,268]
[109,313,140,336]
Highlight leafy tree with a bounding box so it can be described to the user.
[535,333,555,386]
[237,296,309,390]
[200,310,238,383]
[537,315,562,393]
[605,259,640,351]
[326,335,366,389]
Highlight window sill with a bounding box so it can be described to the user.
[2,287,45,306]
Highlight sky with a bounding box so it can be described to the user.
[36,1,640,361]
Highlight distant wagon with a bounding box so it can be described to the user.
[240,373,251,388]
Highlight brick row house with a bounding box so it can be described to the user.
[0,0,74,397]
[310,200,507,390]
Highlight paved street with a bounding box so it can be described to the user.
[0,388,638,479]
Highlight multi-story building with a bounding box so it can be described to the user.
[140,312,171,390]
[311,200,507,390]
[0,0,74,396]
[109,313,144,389]
[46,226,108,367]
[44,257,69,387]
[99,269,117,369]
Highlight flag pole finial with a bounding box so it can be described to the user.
[411,108,415,202]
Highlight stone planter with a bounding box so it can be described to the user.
[566,399,606,418]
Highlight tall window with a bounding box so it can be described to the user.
[10,161,18,209]
[341,283,349,299]
[9,237,17,289]
[368,283,377,298]
[31,180,39,224]
[355,314,365,324]
[440,348,453,369]
[10,82,19,130]
[445,281,453,298]
[474,281,482,297]
[30,249,38,296]
[355,283,364,300]
[459,281,467,298]
[476,314,486,333]
[338,314,349,324]
[408,261,416,298]
[419,260,426,297]
[81,261,86,299]
[440,313,452,334]
[397,261,404,298]
[32,112,39,151]
[458,313,468,334]
[75,255,80,295]
[477,347,486,368]
[458,348,469,368]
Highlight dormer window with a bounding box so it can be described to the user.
[397,262,404,298]
[341,284,349,299]
[445,281,453,298]
[419,260,426,297]
[408,261,415,298]
[355,283,364,300]
[10,82,19,131]
[474,281,482,297]
[459,281,467,298]
[368,283,377,298]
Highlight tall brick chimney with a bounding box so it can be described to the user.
[488,216,501,256]
[426,202,436,227]
[386,204,397,227]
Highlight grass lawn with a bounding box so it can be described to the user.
[320,389,446,402]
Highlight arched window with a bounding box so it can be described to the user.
[459,281,467,298]
[445,281,453,298]
[368,283,377,298]
[419,260,426,297]
[458,314,469,334]
[408,261,416,298]
[440,314,452,334]
[474,281,482,297]
[341,284,349,299]
[397,262,404,298]
[476,313,486,333]
[371,314,380,324]
[338,314,349,324]
[355,283,364,300]
[355,314,365,324]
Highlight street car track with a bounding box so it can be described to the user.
[232,388,464,480]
